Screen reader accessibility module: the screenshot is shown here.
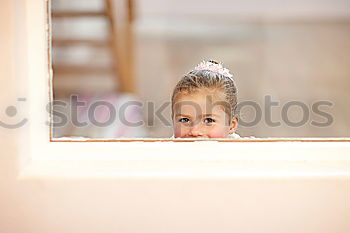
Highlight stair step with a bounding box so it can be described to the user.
[53,39,111,48]
[52,11,107,18]
[53,65,114,75]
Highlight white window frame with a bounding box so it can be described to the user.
[20,0,350,179]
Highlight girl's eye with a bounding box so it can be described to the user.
[179,118,190,123]
[204,118,215,124]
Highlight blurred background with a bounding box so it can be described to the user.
[52,0,350,138]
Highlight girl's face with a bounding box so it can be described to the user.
[172,90,238,138]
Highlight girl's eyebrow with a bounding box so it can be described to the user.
[175,113,220,118]
[175,114,192,118]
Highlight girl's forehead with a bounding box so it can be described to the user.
[173,90,228,114]
[174,89,225,102]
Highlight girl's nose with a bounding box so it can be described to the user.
[188,123,204,137]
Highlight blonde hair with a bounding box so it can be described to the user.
[171,61,238,120]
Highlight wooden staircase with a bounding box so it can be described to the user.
[52,0,135,94]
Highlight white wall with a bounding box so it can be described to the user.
[137,0,350,19]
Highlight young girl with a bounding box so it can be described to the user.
[171,60,240,139]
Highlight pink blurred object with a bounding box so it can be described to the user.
[55,93,147,138]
